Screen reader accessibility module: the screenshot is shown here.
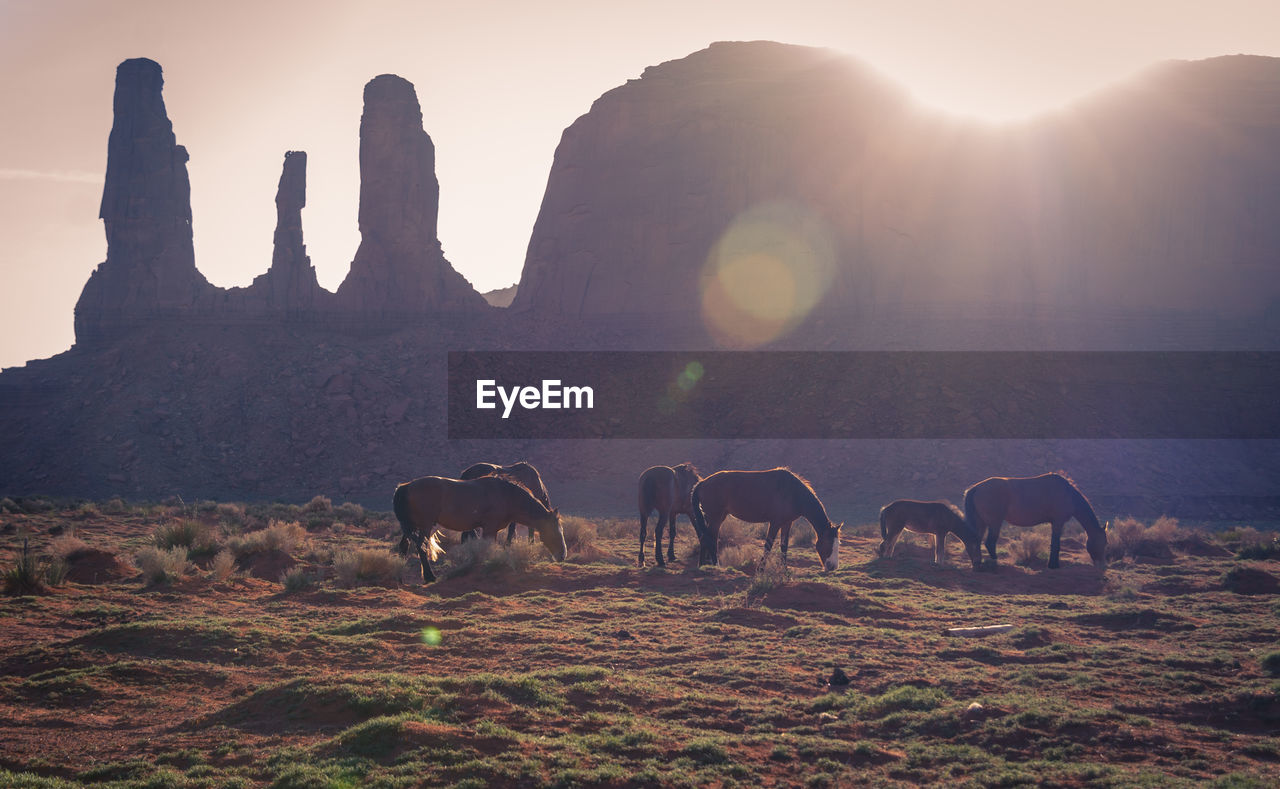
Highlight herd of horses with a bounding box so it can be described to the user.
[391,462,1108,584]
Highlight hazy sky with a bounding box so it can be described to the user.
[2,0,1279,369]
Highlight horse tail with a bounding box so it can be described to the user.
[639,472,658,515]
[393,483,415,556]
[879,505,889,541]
[963,485,980,537]
[689,485,708,544]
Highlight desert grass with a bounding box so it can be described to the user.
[47,534,90,560]
[332,549,405,588]
[443,538,547,579]
[3,540,67,595]
[208,549,237,582]
[280,566,316,592]
[1108,516,1179,561]
[228,520,306,558]
[134,545,190,585]
[152,520,220,558]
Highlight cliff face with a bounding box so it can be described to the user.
[335,75,489,313]
[75,58,212,337]
[512,42,1280,322]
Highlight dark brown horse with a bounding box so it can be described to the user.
[878,499,983,569]
[690,468,841,571]
[963,473,1107,569]
[459,461,552,544]
[392,475,567,583]
[637,463,702,567]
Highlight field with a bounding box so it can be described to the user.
[1,498,1279,787]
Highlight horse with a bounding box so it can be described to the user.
[392,475,567,583]
[878,499,983,569]
[963,473,1107,570]
[637,463,702,567]
[458,461,552,544]
[690,468,841,571]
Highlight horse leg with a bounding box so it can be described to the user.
[934,530,947,566]
[780,521,793,569]
[703,515,725,566]
[1048,521,1065,569]
[654,512,669,567]
[763,522,781,560]
[984,521,1003,566]
[638,511,648,567]
[666,514,678,563]
[506,523,517,545]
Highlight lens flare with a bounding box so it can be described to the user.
[420,626,442,646]
[700,201,837,348]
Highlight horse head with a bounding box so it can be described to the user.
[817,522,842,572]
[536,507,568,562]
[1087,525,1108,570]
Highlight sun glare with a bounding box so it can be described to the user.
[700,201,837,348]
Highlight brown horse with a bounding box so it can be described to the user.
[392,475,567,583]
[637,463,702,567]
[459,461,552,544]
[963,473,1107,569]
[690,468,841,571]
[878,500,983,569]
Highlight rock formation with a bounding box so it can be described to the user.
[511,42,1280,323]
[75,58,211,339]
[246,151,328,312]
[335,75,488,313]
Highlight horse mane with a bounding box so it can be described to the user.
[775,468,834,532]
[488,474,553,516]
[674,462,700,477]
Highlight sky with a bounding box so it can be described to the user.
[2,0,1279,369]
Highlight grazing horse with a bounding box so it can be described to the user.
[690,468,841,571]
[637,463,702,567]
[878,499,983,569]
[963,473,1107,569]
[458,461,552,544]
[392,475,567,583]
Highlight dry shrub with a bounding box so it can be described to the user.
[153,520,220,557]
[596,517,634,539]
[1109,516,1178,561]
[304,495,333,513]
[216,502,246,527]
[3,541,67,595]
[747,552,788,599]
[717,544,758,571]
[444,538,544,578]
[334,502,366,525]
[135,545,190,584]
[230,520,307,558]
[48,535,90,560]
[1009,530,1049,566]
[280,566,315,592]
[561,516,598,554]
[848,521,881,539]
[333,549,404,588]
[102,497,130,516]
[790,523,816,549]
[209,549,237,581]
